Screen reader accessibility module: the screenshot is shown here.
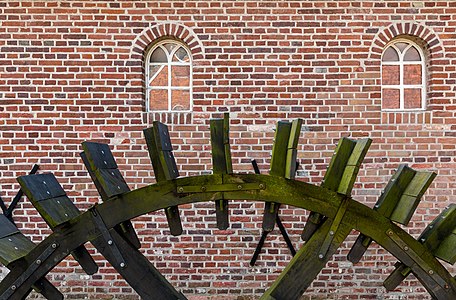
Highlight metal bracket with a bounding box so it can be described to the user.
[91,207,126,269]
[176,182,266,194]
[319,197,350,259]
[2,242,58,299]
[386,229,450,290]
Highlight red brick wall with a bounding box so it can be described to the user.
[1,1,456,299]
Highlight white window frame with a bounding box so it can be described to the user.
[145,40,193,112]
[381,39,426,111]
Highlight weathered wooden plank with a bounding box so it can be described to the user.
[261,219,352,300]
[269,121,292,177]
[285,119,303,180]
[80,151,141,250]
[17,173,99,276]
[384,205,456,291]
[337,138,372,195]
[90,225,186,299]
[348,164,416,263]
[301,137,356,241]
[210,114,234,230]
[390,171,436,225]
[0,215,63,299]
[81,142,130,199]
[375,164,416,217]
[143,122,183,235]
[322,137,355,191]
[262,121,292,231]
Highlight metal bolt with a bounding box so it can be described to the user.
[120,262,126,268]
[111,172,115,176]
[445,284,449,289]
[36,259,41,265]
[201,186,207,192]
[329,231,334,236]
[43,181,46,184]
[391,178,395,182]
[387,230,394,236]
[108,240,113,245]
[177,187,184,193]
[101,150,105,154]
[421,238,426,243]
[46,191,50,195]
[117,186,121,190]
[259,183,265,189]
[237,185,243,190]
[428,270,434,275]
[374,205,379,208]
[11,285,16,291]
[318,254,324,259]
[103,161,107,165]
[404,246,409,251]
[52,243,57,249]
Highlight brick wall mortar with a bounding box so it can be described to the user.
[1,1,456,299]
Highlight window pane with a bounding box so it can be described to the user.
[149,65,168,87]
[382,47,399,61]
[149,89,168,111]
[395,42,408,53]
[171,65,190,87]
[173,47,190,62]
[404,65,422,85]
[164,43,177,54]
[150,47,167,63]
[171,90,190,111]
[404,88,422,109]
[404,46,421,61]
[382,88,400,109]
[382,65,400,85]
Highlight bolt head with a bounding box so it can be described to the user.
[177,187,184,193]
[404,246,409,251]
[428,270,434,275]
[36,259,41,265]
[108,240,113,245]
[237,185,243,190]
[318,254,324,259]
[120,262,126,268]
[11,285,16,291]
[259,184,265,189]
[52,243,57,249]
[329,231,334,236]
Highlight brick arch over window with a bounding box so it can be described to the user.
[370,22,444,61]
[131,22,204,61]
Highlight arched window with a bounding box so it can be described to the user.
[381,39,426,110]
[146,40,192,111]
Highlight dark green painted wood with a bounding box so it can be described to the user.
[390,171,436,225]
[384,205,456,290]
[17,173,98,276]
[285,119,303,180]
[80,151,141,250]
[210,113,234,230]
[302,138,371,242]
[143,123,183,236]
[337,138,372,195]
[262,121,292,231]
[2,173,455,300]
[349,166,435,264]
[322,137,356,191]
[0,214,63,300]
[81,142,130,199]
[0,231,34,266]
[269,121,292,177]
[261,219,352,300]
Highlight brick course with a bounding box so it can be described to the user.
[1,1,456,299]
